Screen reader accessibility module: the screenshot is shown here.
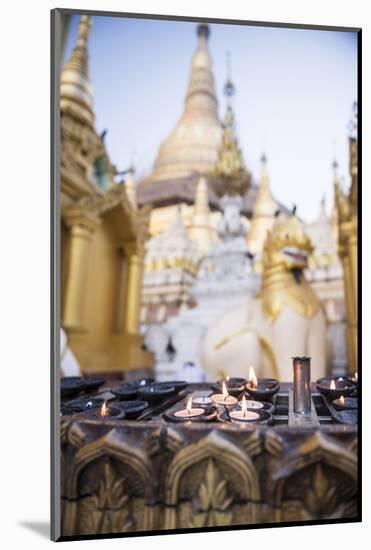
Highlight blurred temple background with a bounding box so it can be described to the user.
[59,15,358,381]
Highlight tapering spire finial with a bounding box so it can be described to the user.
[77,15,92,47]
[197,24,210,40]
[261,152,267,165]
[223,51,236,99]
[60,15,94,126]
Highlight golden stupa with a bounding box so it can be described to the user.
[151,24,223,181]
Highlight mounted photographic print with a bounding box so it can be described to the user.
[51,8,361,542]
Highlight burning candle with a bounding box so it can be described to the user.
[317,376,355,400]
[73,400,124,420]
[230,396,260,423]
[174,397,204,419]
[333,394,346,410]
[248,366,258,389]
[100,401,109,417]
[211,381,238,408]
[245,367,280,400]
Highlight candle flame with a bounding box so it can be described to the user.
[355,372,358,381]
[339,395,345,406]
[100,401,109,417]
[186,396,192,414]
[330,380,336,390]
[222,381,229,400]
[226,375,230,382]
[338,377,344,382]
[241,395,247,417]
[249,366,258,389]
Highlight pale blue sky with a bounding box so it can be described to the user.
[65,15,357,222]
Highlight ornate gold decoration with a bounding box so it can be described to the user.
[191,459,233,528]
[259,214,322,322]
[211,105,250,197]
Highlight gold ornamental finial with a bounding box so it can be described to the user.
[60,15,94,126]
[211,65,250,197]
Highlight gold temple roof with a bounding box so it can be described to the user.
[149,24,222,181]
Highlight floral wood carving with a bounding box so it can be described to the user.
[304,464,337,519]
[90,459,133,533]
[191,459,233,528]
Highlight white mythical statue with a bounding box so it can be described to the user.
[202,213,327,381]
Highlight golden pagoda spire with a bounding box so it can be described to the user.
[151,24,222,181]
[247,153,278,257]
[60,15,94,127]
[189,175,213,255]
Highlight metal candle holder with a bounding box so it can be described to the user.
[293,356,311,414]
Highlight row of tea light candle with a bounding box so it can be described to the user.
[175,367,358,419]
[90,368,358,420]
[175,366,265,422]
[174,393,260,422]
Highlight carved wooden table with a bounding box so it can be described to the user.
[60,383,358,537]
